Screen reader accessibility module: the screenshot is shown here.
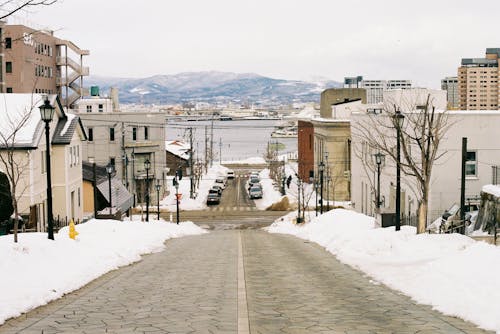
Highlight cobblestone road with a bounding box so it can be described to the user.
[0,230,492,334]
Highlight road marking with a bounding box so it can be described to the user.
[238,231,250,334]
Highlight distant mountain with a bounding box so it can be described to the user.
[86,71,342,105]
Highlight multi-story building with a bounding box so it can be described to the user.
[1,23,89,109]
[0,93,87,230]
[441,76,459,109]
[75,93,168,205]
[458,48,500,110]
[360,80,412,104]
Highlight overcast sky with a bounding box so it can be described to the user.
[10,0,500,88]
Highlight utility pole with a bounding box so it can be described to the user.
[189,127,194,199]
[121,122,126,187]
[460,137,467,234]
[210,115,214,167]
[219,137,222,164]
[204,125,208,173]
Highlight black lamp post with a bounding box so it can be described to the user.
[373,152,385,210]
[106,163,114,215]
[144,159,151,222]
[40,97,55,240]
[174,175,180,225]
[319,161,325,214]
[155,180,161,220]
[394,110,405,231]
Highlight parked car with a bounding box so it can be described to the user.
[211,184,223,195]
[249,186,263,199]
[227,170,235,179]
[206,192,221,205]
[215,177,226,189]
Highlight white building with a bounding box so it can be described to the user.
[350,89,500,225]
[360,80,412,104]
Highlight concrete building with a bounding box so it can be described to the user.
[76,94,168,205]
[1,24,89,109]
[0,94,86,230]
[458,48,500,110]
[349,89,500,226]
[320,88,366,118]
[441,76,459,109]
[360,80,412,104]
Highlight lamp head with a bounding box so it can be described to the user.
[144,159,151,170]
[393,109,405,128]
[39,96,55,122]
[106,163,114,175]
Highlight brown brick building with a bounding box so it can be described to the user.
[458,48,500,110]
[297,120,314,182]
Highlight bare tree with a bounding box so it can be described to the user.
[354,93,450,233]
[0,96,37,242]
[0,0,58,20]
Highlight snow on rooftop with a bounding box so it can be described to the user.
[60,113,76,137]
[0,94,45,145]
[165,140,191,160]
[482,184,500,197]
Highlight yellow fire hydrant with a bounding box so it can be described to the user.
[69,219,79,240]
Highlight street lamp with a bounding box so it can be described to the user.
[144,159,151,222]
[319,161,325,214]
[155,180,161,220]
[373,152,385,210]
[174,173,180,225]
[40,97,55,240]
[106,163,114,215]
[393,109,405,231]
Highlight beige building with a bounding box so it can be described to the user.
[1,24,89,109]
[0,94,87,230]
[76,94,168,205]
[458,48,500,110]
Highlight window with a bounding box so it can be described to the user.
[466,151,477,177]
[110,157,115,167]
[5,62,12,73]
[5,37,11,49]
[86,105,92,113]
[6,87,12,93]
[88,128,93,141]
[144,126,149,140]
[109,127,115,141]
[98,104,103,112]
[132,127,137,141]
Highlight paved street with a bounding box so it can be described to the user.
[0,167,492,333]
[0,229,492,333]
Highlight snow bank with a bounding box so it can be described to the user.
[267,209,500,332]
[0,219,206,324]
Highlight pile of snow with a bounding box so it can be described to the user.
[253,169,285,210]
[267,209,500,332]
[482,184,500,197]
[0,219,206,324]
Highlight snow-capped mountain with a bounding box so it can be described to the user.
[86,71,341,105]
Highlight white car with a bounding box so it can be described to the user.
[226,170,235,179]
[215,177,226,189]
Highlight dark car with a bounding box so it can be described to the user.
[210,185,222,195]
[206,193,221,205]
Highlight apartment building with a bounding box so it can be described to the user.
[0,23,89,109]
[458,48,500,110]
[344,77,412,104]
[360,80,412,104]
[76,95,168,205]
[441,76,459,109]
